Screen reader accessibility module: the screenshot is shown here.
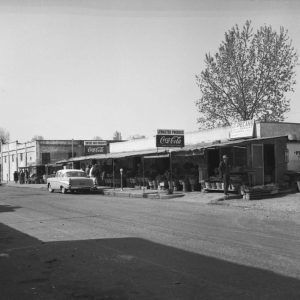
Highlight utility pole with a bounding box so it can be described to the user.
[71,139,74,169]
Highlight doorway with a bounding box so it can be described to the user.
[252,144,264,185]
[207,149,220,177]
[264,144,275,184]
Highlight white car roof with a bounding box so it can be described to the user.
[58,169,84,173]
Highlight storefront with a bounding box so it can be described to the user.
[54,121,300,193]
[172,135,289,193]
[57,149,170,189]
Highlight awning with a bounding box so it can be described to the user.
[56,148,170,164]
[172,135,288,155]
[55,135,288,164]
[143,154,170,159]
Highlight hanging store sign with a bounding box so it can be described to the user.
[156,129,185,148]
[84,141,108,155]
[230,119,255,139]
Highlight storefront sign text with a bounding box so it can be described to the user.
[157,129,184,135]
[84,141,108,155]
[156,129,185,148]
[230,120,255,139]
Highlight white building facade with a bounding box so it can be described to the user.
[0,140,86,182]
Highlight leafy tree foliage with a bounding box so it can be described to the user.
[196,21,298,128]
[0,127,9,144]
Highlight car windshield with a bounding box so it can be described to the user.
[65,171,87,178]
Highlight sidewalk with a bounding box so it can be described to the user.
[2,181,300,214]
[4,182,47,190]
[2,182,229,203]
[102,187,186,200]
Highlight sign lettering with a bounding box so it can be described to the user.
[156,135,184,148]
[84,140,108,146]
[84,141,108,155]
[157,129,184,135]
[230,120,255,139]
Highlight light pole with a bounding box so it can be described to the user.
[120,168,123,191]
[71,139,74,169]
[169,151,173,194]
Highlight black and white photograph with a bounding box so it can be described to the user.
[0,0,300,299]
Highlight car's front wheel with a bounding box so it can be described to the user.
[48,184,54,193]
[61,187,67,194]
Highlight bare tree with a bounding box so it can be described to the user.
[0,127,10,144]
[93,136,102,140]
[128,134,146,140]
[196,20,298,128]
[113,131,122,141]
[31,135,44,141]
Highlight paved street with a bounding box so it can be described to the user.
[1,186,300,299]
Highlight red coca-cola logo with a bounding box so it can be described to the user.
[159,135,182,145]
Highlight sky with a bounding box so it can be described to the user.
[0,0,300,142]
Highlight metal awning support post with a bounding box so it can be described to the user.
[142,156,145,191]
[169,151,173,194]
[71,139,74,169]
[112,159,115,190]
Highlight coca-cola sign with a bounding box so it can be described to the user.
[84,140,108,155]
[84,145,108,155]
[156,129,184,148]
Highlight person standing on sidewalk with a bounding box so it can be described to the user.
[19,170,25,184]
[219,154,231,197]
[13,171,19,183]
[89,161,98,186]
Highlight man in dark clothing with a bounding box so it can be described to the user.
[13,171,18,183]
[219,154,231,196]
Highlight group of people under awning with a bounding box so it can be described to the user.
[13,169,28,184]
[83,160,104,186]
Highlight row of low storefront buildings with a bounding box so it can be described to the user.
[1,121,300,192]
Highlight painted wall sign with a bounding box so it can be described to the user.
[230,120,255,139]
[84,141,108,155]
[287,143,300,171]
[156,129,184,148]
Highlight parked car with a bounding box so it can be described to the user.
[47,169,95,194]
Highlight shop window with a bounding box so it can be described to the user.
[285,149,289,163]
[42,153,50,164]
[264,144,275,184]
[20,153,23,161]
[12,155,14,162]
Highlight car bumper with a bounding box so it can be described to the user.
[69,186,94,190]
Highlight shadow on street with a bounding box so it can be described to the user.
[0,204,22,213]
[0,223,300,299]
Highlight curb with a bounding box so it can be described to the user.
[103,190,185,200]
[3,183,47,191]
